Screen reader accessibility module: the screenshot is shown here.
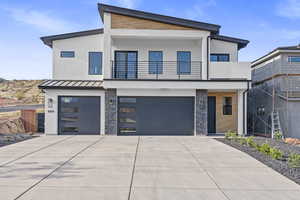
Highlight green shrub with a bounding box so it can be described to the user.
[274,131,283,141]
[225,131,238,140]
[237,137,247,145]
[246,136,256,147]
[288,153,300,168]
[259,143,271,155]
[254,143,261,151]
[270,148,283,160]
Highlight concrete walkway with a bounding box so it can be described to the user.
[0,136,299,200]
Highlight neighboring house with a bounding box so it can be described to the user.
[39,3,251,136]
[250,45,300,139]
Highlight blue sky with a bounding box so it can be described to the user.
[1,0,300,80]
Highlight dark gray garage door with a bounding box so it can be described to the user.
[58,96,100,135]
[118,97,194,135]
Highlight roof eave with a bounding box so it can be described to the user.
[40,28,104,48]
[210,35,249,50]
[252,49,300,67]
[98,3,220,33]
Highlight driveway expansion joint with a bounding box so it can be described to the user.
[0,135,74,167]
[14,136,105,200]
[177,138,232,200]
[127,136,140,200]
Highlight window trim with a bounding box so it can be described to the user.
[88,51,102,75]
[148,50,163,74]
[288,56,300,63]
[177,51,191,75]
[223,96,232,115]
[60,51,75,58]
[210,53,230,62]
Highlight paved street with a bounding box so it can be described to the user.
[0,136,299,200]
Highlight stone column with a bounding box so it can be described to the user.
[105,89,117,135]
[196,89,208,135]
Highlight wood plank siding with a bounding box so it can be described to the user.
[111,13,195,30]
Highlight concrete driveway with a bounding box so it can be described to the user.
[0,136,300,200]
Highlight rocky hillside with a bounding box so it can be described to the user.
[0,80,44,106]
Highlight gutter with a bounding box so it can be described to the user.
[243,81,250,136]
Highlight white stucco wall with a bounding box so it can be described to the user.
[210,62,251,80]
[44,89,105,135]
[52,34,104,80]
[210,39,238,62]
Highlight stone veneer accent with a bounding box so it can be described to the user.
[105,89,117,135]
[196,89,208,135]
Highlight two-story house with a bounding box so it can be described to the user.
[39,3,251,136]
[250,45,300,139]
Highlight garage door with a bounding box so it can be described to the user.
[118,97,194,135]
[58,96,100,135]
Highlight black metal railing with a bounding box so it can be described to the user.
[111,61,202,80]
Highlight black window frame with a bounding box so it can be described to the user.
[60,51,75,58]
[210,53,230,62]
[223,96,232,115]
[148,51,163,74]
[88,52,102,75]
[177,51,191,75]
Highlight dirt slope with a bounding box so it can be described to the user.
[0,80,44,106]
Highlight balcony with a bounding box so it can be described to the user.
[209,62,251,80]
[111,61,202,80]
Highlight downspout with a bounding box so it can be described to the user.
[243,81,250,136]
[206,35,211,80]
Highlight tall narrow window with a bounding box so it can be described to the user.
[223,97,232,115]
[89,52,102,75]
[149,51,163,74]
[177,51,191,74]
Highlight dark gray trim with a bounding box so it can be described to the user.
[210,35,249,50]
[98,3,220,33]
[252,45,300,67]
[104,78,252,82]
[41,29,103,47]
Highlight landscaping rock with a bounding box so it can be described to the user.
[0,118,25,134]
[216,138,300,185]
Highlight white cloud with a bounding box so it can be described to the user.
[184,0,216,20]
[3,7,78,33]
[277,0,300,19]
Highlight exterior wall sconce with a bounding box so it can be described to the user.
[257,106,265,115]
[48,98,53,108]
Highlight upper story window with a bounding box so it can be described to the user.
[89,52,102,75]
[149,51,163,74]
[210,54,230,62]
[288,56,300,63]
[223,97,232,115]
[60,51,75,58]
[177,51,191,74]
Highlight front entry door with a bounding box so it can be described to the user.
[208,96,216,134]
[115,51,138,79]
